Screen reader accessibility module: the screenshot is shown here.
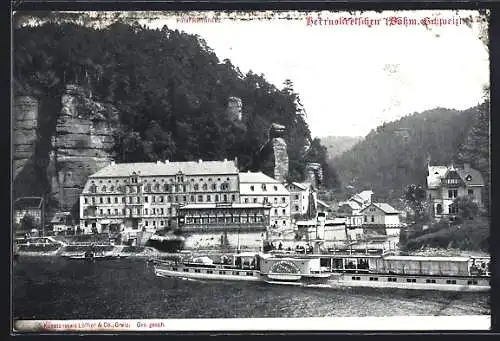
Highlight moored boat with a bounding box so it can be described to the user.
[152,250,490,292]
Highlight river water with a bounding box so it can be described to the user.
[12,256,490,320]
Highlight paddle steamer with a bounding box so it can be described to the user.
[152,251,490,291]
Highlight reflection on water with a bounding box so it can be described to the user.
[12,257,490,320]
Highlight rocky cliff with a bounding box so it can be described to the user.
[13,96,39,178]
[13,84,120,213]
[254,123,289,182]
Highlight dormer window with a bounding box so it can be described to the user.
[466,175,472,181]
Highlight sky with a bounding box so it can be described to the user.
[134,10,488,138]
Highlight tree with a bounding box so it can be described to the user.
[404,184,429,222]
[452,196,479,222]
[20,214,36,232]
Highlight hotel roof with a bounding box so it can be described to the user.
[89,159,238,178]
[238,171,280,183]
[360,203,400,214]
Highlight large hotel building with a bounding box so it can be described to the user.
[79,159,241,233]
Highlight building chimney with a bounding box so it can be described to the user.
[156,160,161,165]
[223,158,227,162]
[165,160,169,163]
[198,159,203,163]
[110,160,115,166]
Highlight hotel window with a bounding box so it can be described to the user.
[121,197,125,203]
[212,184,217,190]
[160,220,164,226]
[203,183,208,190]
[371,216,374,222]
[90,185,97,193]
[282,209,286,215]
[194,184,199,191]
[84,198,88,204]
[107,197,111,204]
[152,196,156,203]
[167,196,172,202]
[468,189,474,196]
[145,208,148,215]
[183,196,187,202]
[99,197,103,204]
[136,196,140,203]
[160,208,164,215]
[183,185,187,192]
[283,220,286,225]
[99,209,103,215]
[253,198,258,203]
[274,198,278,204]
[114,197,118,203]
[102,186,107,192]
[122,209,126,215]
[152,208,156,215]
[144,196,149,203]
[223,194,228,202]
[175,196,178,202]
[250,185,254,191]
[274,185,278,191]
[295,194,299,200]
[295,205,299,211]
[221,183,229,190]
[159,196,164,203]
[274,209,278,214]
[448,189,458,198]
[231,194,236,201]
[215,195,219,202]
[168,208,172,215]
[262,184,267,191]
[282,197,286,203]
[244,198,249,203]
[207,195,211,202]
[145,221,148,226]
[198,195,203,202]
[136,208,140,215]
[91,197,96,204]
[110,186,114,192]
[114,208,118,215]
[263,197,268,204]
[152,221,156,227]
[163,184,169,191]
[154,184,160,191]
[364,216,367,222]
[191,195,195,201]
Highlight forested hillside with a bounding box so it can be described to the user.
[13,20,339,196]
[331,103,489,204]
[320,136,363,160]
